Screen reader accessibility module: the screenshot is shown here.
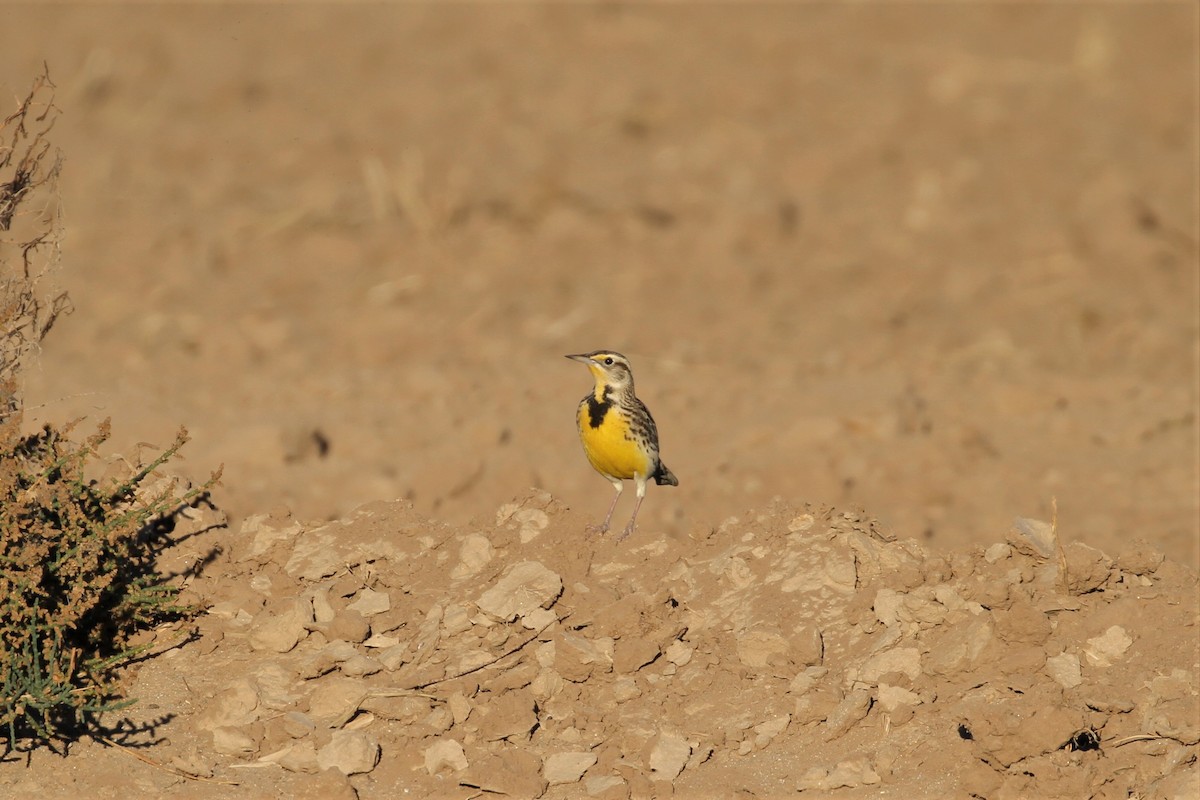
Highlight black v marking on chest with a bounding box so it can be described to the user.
[586,395,611,429]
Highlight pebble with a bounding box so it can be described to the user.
[248,597,314,653]
[664,641,693,666]
[1045,652,1083,688]
[753,714,790,749]
[307,677,367,728]
[317,729,380,775]
[424,738,469,775]
[452,533,494,579]
[264,740,319,773]
[648,730,692,780]
[326,609,371,643]
[544,751,598,785]
[1084,625,1133,667]
[340,654,383,677]
[476,561,563,622]
[1064,542,1113,593]
[209,725,259,756]
[876,683,922,712]
[859,646,921,683]
[823,689,872,740]
[347,588,391,616]
[797,757,881,791]
[197,679,261,730]
[735,629,792,670]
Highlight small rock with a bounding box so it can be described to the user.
[874,589,904,627]
[378,642,410,671]
[347,588,391,617]
[1116,541,1165,575]
[197,679,261,730]
[476,690,538,742]
[544,751,598,785]
[823,689,872,740]
[298,639,359,679]
[735,629,793,671]
[448,692,473,725]
[282,711,317,739]
[248,597,314,653]
[788,514,815,533]
[451,533,494,579]
[1084,625,1133,667]
[261,741,320,773]
[307,677,366,728]
[876,684,922,712]
[317,729,380,775]
[531,668,564,700]
[1009,517,1057,558]
[442,603,473,634]
[209,725,259,756]
[585,775,626,796]
[241,513,304,560]
[664,641,693,666]
[859,646,921,683]
[612,676,642,702]
[753,714,790,749]
[924,617,992,676]
[515,508,551,543]
[424,738,469,775]
[614,638,660,674]
[476,561,563,621]
[423,705,454,733]
[556,633,612,682]
[521,606,559,631]
[797,757,881,791]
[464,750,546,798]
[648,731,692,780]
[993,598,1052,645]
[984,543,1011,563]
[793,625,824,666]
[311,587,337,623]
[340,654,383,677]
[1045,652,1083,688]
[1063,542,1113,593]
[326,609,371,643]
[362,633,400,648]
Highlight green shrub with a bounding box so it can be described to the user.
[0,420,216,752]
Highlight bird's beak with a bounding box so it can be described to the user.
[565,353,593,364]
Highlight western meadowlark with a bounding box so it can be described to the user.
[566,350,678,540]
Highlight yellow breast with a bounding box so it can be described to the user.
[577,401,652,481]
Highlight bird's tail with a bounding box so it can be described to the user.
[653,462,679,486]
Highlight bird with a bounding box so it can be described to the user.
[566,350,678,540]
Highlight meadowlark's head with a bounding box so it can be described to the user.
[566,350,635,392]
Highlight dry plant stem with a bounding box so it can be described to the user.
[97,735,240,786]
[1,65,70,428]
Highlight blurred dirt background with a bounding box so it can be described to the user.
[1,4,1197,798]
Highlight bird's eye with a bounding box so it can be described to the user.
[604,357,614,365]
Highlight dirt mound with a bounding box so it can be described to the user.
[4,491,1194,798]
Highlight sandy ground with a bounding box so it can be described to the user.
[1,4,1197,798]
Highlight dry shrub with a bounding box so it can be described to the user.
[1,66,70,441]
[1,69,219,754]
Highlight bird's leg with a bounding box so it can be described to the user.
[588,480,623,535]
[617,474,648,541]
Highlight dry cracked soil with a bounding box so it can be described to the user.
[2,4,1197,799]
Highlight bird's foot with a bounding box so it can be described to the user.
[586,522,610,536]
[616,521,636,541]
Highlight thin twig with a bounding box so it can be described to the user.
[97,735,239,786]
